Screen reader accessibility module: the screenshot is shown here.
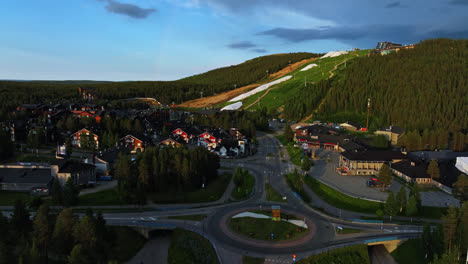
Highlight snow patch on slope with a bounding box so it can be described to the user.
[221,101,243,111]
[321,50,348,59]
[228,75,292,102]
[300,63,318,71]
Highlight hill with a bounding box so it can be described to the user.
[284,39,467,132]
[0,52,321,112]
[178,56,318,108]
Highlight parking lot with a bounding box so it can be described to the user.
[308,149,460,207]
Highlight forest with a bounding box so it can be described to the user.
[114,145,220,204]
[284,38,468,151]
[0,52,319,112]
[0,202,145,264]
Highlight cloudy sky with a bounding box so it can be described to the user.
[0,0,467,81]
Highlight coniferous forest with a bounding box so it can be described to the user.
[284,39,468,150]
[286,39,467,131]
[0,52,318,111]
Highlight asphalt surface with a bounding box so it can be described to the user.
[0,128,423,264]
[95,131,421,263]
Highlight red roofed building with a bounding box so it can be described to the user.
[71,129,99,148]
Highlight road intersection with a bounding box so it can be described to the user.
[98,131,422,263]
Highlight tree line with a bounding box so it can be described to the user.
[0,201,134,264]
[420,203,468,263]
[115,146,220,204]
[0,53,320,109]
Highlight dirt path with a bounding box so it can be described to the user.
[178,58,317,108]
[244,84,277,110]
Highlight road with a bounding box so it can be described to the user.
[1,128,422,264]
[94,130,421,263]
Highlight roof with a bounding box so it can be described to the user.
[377,126,405,135]
[0,168,52,184]
[58,161,95,173]
[97,147,130,164]
[391,160,430,179]
[408,151,468,161]
[341,150,407,162]
[297,124,341,135]
[341,121,361,129]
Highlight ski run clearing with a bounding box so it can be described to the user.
[221,101,243,111]
[300,63,318,71]
[232,211,308,229]
[228,75,292,102]
[320,50,348,58]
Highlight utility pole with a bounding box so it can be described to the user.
[366,98,371,131]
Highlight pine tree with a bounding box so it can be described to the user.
[32,205,51,258]
[427,160,440,182]
[378,164,392,191]
[11,199,31,236]
[441,206,458,251]
[51,179,63,205]
[72,216,97,250]
[384,191,398,221]
[396,186,407,214]
[63,178,79,207]
[406,196,418,220]
[453,174,468,202]
[284,125,293,143]
[52,208,77,257]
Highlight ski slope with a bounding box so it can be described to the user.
[300,63,318,71]
[221,101,243,111]
[228,75,292,102]
[321,50,348,59]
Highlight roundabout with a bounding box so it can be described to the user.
[204,203,336,255]
[226,208,314,244]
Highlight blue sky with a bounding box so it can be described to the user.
[0,0,467,81]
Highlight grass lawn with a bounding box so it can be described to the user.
[168,214,207,221]
[265,183,285,203]
[152,172,232,203]
[298,244,370,264]
[79,188,121,206]
[284,173,312,203]
[335,227,361,234]
[168,228,218,264]
[305,176,382,214]
[286,143,304,166]
[243,256,264,264]
[108,226,147,263]
[228,217,308,241]
[391,239,425,264]
[251,210,299,220]
[0,191,33,206]
[231,171,255,200]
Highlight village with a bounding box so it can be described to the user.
[0,89,257,194]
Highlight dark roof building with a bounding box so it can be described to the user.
[0,167,53,192]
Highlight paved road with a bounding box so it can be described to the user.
[1,129,423,264]
[97,131,421,263]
